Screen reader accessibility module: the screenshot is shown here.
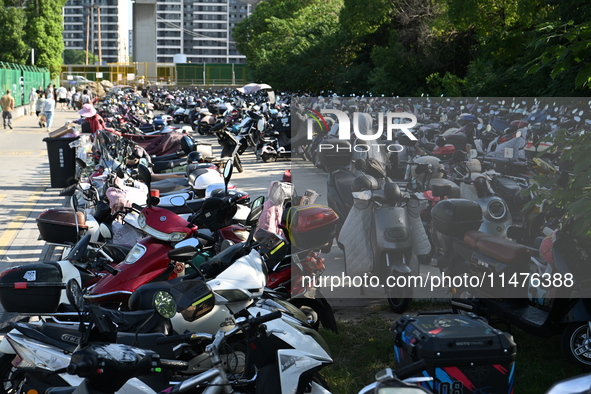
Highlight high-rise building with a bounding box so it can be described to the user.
[63,0,130,64]
[64,0,258,65]
[153,0,255,64]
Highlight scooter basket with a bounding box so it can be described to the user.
[285,205,339,250]
[0,262,64,313]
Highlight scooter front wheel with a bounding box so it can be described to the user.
[234,155,244,173]
[562,323,591,369]
[0,354,23,394]
[386,287,412,314]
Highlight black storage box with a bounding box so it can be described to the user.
[316,138,352,169]
[36,207,88,244]
[0,262,64,313]
[394,314,516,394]
[432,199,482,237]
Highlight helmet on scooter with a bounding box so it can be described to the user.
[187,151,204,164]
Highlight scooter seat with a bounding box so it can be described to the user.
[492,176,522,200]
[428,178,461,198]
[152,158,186,173]
[464,230,529,265]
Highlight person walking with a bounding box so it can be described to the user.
[57,85,68,110]
[36,93,46,127]
[1,90,15,129]
[45,84,54,99]
[28,88,38,116]
[43,93,56,132]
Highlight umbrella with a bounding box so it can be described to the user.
[237,83,272,94]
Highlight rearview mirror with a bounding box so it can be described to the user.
[99,223,112,240]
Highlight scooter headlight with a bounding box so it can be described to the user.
[124,243,147,264]
[169,231,188,242]
[138,213,146,228]
[487,199,507,220]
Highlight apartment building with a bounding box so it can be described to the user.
[180,0,254,64]
[64,0,258,65]
[63,0,130,64]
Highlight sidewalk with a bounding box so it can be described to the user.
[0,105,82,324]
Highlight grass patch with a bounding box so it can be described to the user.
[320,313,586,394]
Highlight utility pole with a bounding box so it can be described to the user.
[85,6,90,65]
[97,6,102,64]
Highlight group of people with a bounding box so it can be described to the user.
[25,84,94,131]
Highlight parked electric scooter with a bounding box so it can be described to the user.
[430,198,591,368]
[338,159,431,313]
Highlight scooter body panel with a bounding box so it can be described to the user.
[87,238,176,304]
[373,206,413,251]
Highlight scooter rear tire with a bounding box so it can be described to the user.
[261,152,276,163]
[562,323,591,369]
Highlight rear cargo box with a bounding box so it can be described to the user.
[394,314,516,394]
[36,208,88,244]
[285,205,338,250]
[0,262,64,313]
[432,199,482,237]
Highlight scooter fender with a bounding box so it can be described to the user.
[277,349,325,394]
[561,299,591,324]
[373,206,413,250]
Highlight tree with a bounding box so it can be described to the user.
[25,0,67,78]
[526,21,591,90]
[233,0,343,91]
[64,49,98,65]
[0,1,28,64]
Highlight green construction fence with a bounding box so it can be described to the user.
[0,62,51,107]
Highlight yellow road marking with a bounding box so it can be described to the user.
[0,187,46,256]
[0,150,42,156]
[0,194,6,204]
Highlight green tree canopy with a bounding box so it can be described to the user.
[25,0,67,78]
[0,1,28,64]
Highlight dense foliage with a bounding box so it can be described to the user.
[0,0,66,78]
[234,0,591,96]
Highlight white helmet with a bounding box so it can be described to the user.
[191,169,222,191]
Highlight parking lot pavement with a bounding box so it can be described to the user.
[0,107,80,324]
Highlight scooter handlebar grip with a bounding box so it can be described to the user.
[132,203,143,212]
[247,311,282,328]
[67,359,94,375]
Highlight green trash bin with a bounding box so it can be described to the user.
[43,136,80,188]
